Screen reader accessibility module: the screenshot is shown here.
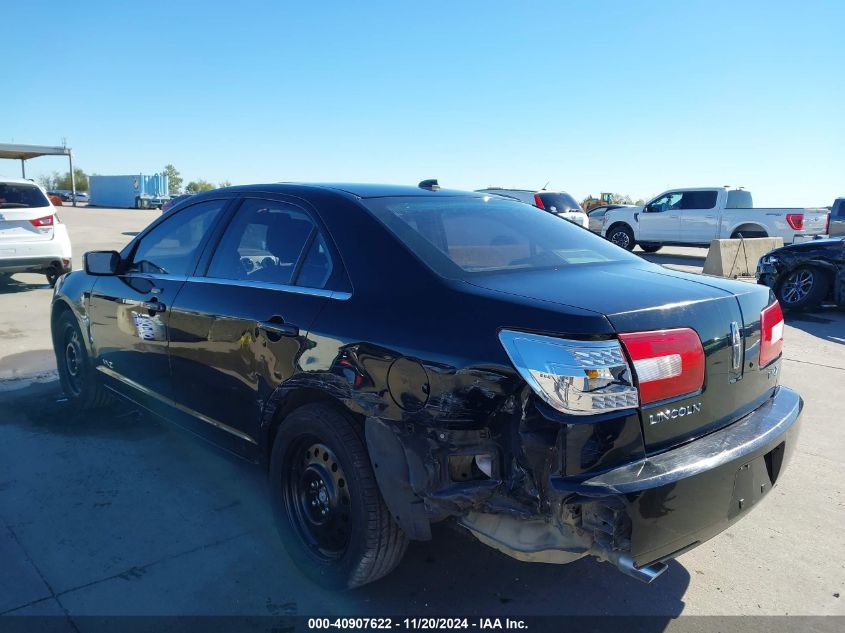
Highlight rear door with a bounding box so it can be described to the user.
[831,200,845,237]
[87,198,229,400]
[0,182,55,245]
[167,195,343,456]
[677,190,720,243]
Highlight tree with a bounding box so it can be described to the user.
[218,180,232,188]
[162,164,183,194]
[185,179,214,194]
[54,168,89,191]
[37,172,60,190]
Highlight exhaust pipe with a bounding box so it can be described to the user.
[604,551,668,584]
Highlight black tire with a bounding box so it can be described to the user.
[270,403,408,589]
[607,224,635,251]
[639,243,663,253]
[775,266,829,312]
[54,311,112,409]
[46,269,61,287]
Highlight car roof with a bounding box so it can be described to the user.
[220,183,483,199]
[0,177,42,186]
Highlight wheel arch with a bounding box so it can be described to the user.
[260,377,365,469]
[606,221,634,239]
[729,223,768,238]
[50,298,93,356]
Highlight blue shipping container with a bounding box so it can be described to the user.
[89,174,170,208]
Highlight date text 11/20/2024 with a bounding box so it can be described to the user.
[307,618,528,630]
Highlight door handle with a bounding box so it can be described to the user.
[669,215,679,219]
[259,320,299,337]
[142,299,166,314]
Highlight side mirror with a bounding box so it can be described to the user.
[644,205,655,213]
[84,251,121,276]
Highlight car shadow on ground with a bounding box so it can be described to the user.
[784,305,845,346]
[640,252,707,268]
[0,275,51,293]
[0,381,691,622]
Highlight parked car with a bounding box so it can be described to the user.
[70,191,89,202]
[587,204,635,234]
[52,183,801,589]
[161,193,193,214]
[828,197,845,238]
[602,187,829,251]
[756,237,845,310]
[475,188,589,228]
[0,178,72,286]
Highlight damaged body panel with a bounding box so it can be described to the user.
[52,183,803,588]
[756,237,845,309]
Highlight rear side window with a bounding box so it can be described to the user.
[537,192,582,212]
[207,198,320,286]
[726,190,753,209]
[364,196,638,276]
[0,183,49,209]
[129,200,226,275]
[679,190,718,210]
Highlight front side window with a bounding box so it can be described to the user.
[207,198,318,286]
[363,195,638,276]
[129,200,226,275]
[647,193,683,212]
[0,183,50,209]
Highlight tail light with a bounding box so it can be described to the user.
[786,213,804,230]
[618,328,705,405]
[759,301,784,367]
[533,194,545,209]
[29,215,55,227]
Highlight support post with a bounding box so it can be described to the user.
[69,151,77,207]
[21,159,26,178]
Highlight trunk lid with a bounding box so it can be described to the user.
[802,208,829,236]
[467,261,779,453]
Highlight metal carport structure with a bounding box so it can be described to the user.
[0,143,78,206]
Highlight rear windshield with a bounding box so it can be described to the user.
[0,183,50,209]
[537,192,582,212]
[363,195,638,276]
[726,190,753,209]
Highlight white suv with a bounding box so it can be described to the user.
[476,188,589,228]
[0,178,72,286]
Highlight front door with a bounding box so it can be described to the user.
[640,192,682,242]
[167,196,339,456]
[87,199,229,401]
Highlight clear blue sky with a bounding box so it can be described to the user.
[4,0,843,206]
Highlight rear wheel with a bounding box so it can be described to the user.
[607,224,635,251]
[731,229,768,239]
[46,268,61,287]
[775,266,829,311]
[639,243,663,253]
[270,403,408,589]
[55,312,112,409]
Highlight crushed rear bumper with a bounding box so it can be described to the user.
[549,385,802,571]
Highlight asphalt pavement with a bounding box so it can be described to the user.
[0,206,843,622]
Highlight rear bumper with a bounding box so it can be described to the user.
[551,385,802,568]
[0,226,72,273]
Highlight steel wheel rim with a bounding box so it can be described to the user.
[63,327,84,396]
[283,438,352,561]
[611,230,630,248]
[781,269,814,304]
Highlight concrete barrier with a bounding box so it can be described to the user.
[702,237,784,278]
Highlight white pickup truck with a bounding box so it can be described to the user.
[601,187,829,252]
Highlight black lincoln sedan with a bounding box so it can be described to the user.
[51,182,802,589]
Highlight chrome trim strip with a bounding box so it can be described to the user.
[185,276,351,300]
[96,365,258,445]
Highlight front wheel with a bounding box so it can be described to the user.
[639,243,663,253]
[776,266,829,311]
[270,403,408,589]
[54,311,112,409]
[607,224,635,251]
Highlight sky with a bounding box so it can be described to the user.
[3,0,843,207]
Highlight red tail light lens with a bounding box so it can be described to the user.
[786,213,804,230]
[533,194,545,209]
[29,215,55,227]
[759,301,784,367]
[619,328,705,405]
